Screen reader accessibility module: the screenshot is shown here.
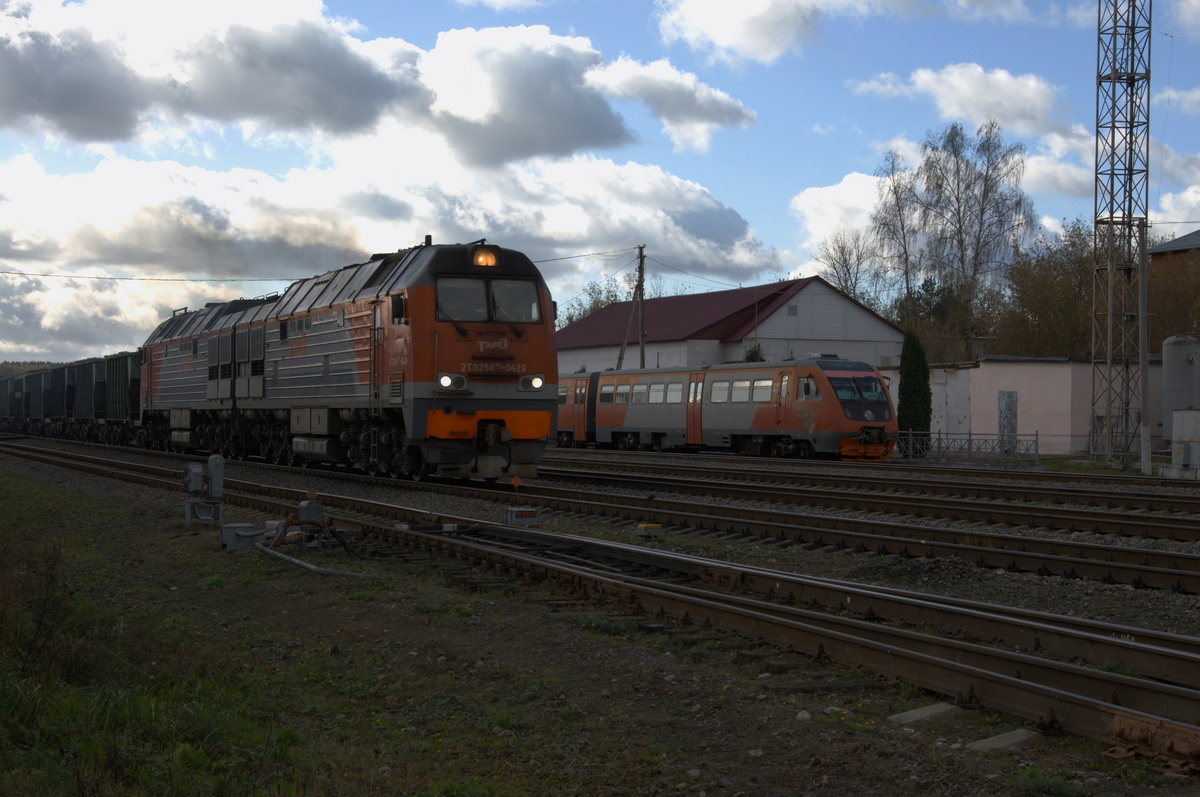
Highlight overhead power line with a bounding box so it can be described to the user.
[0,270,293,282]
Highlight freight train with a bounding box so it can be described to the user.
[557,357,896,459]
[0,239,558,480]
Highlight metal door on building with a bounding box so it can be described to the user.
[998,390,1018,452]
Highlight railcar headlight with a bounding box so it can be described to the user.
[518,373,546,391]
[437,372,469,391]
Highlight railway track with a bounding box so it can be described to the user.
[542,452,1200,532]
[5,441,1200,769]
[6,439,1200,591]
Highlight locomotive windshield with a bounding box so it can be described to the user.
[435,278,542,324]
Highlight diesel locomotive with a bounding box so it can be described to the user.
[557,357,896,459]
[1,239,559,480]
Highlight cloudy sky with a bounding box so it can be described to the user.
[2,0,1198,362]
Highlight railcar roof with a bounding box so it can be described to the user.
[562,358,874,378]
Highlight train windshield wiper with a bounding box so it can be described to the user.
[435,302,469,336]
[491,301,524,339]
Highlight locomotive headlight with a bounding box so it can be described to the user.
[471,245,500,267]
[518,373,546,391]
[437,372,469,391]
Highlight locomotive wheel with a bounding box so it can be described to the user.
[795,441,814,459]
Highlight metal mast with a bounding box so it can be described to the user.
[1091,0,1151,466]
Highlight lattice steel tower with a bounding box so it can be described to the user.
[1092,0,1151,463]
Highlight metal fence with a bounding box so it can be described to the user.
[894,430,1040,466]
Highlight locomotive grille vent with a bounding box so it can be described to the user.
[389,380,404,404]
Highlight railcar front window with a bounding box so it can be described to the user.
[827,375,887,402]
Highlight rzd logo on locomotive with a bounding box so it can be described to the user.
[479,339,509,352]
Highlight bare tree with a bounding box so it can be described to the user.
[870,119,1035,359]
[814,228,882,309]
[871,149,922,323]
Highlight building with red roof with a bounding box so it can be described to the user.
[556,277,903,374]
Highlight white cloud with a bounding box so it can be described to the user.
[419,26,632,165]
[452,0,544,9]
[586,57,756,152]
[788,171,878,252]
[657,0,826,64]
[654,0,1080,64]
[1158,86,1200,116]
[855,63,1064,136]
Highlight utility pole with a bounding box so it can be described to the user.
[615,245,646,370]
[1091,0,1151,472]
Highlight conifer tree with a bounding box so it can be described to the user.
[898,329,931,435]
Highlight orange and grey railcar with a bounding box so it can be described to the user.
[139,239,558,479]
[557,358,896,459]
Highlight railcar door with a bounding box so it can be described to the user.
[686,373,704,445]
[775,371,790,428]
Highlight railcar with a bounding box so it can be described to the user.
[557,357,896,459]
[139,238,557,479]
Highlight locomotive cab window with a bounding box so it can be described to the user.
[435,278,542,324]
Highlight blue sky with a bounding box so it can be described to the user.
[1,0,1198,361]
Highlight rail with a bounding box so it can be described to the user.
[894,429,1039,466]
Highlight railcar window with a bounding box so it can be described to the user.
[632,384,648,404]
[648,383,665,404]
[575,384,586,403]
[614,384,630,404]
[558,386,568,405]
[797,377,819,400]
[731,379,751,403]
[752,378,772,402]
[599,384,615,404]
[710,380,729,403]
[666,382,683,404]
[780,374,789,400]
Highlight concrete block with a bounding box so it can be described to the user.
[887,702,966,725]
[966,728,1043,752]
